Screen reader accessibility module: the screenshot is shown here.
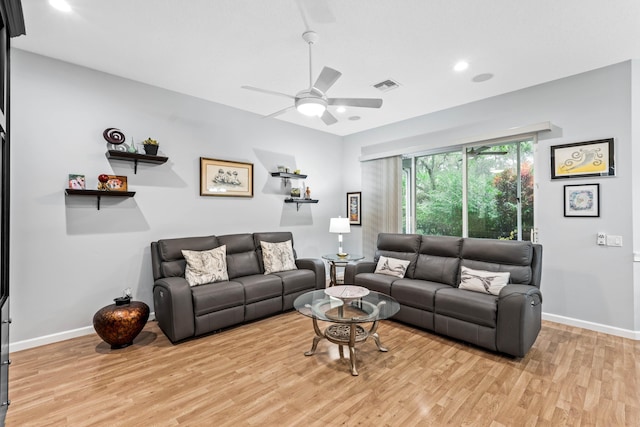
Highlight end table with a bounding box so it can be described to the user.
[322,254,364,286]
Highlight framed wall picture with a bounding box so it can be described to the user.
[347,191,361,225]
[564,184,599,217]
[200,157,253,197]
[550,138,614,179]
[106,175,127,191]
[68,174,85,189]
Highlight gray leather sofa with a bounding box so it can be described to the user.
[344,233,543,357]
[151,231,325,342]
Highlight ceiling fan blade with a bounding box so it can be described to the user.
[320,110,338,125]
[264,105,294,118]
[313,67,342,94]
[241,86,295,100]
[328,98,383,108]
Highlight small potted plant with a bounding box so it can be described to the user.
[142,137,159,155]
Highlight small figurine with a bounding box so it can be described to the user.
[305,186,311,199]
[98,174,110,190]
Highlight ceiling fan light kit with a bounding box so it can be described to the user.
[242,30,383,125]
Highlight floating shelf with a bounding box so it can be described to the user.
[285,198,319,211]
[65,189,136,210]
[106,150,168,174]
[270,171,308,181]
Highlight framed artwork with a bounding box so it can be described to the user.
[564,184,599,217]
[347,191,361,225]
[106,175,127,191]
[200,157,253,197]
[550,138,614,179]
[68,174,85,189]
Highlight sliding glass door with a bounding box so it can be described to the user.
[403,138,535,241]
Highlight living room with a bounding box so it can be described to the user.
[3,1,640,425]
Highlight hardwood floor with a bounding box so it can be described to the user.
[5,313,640,426]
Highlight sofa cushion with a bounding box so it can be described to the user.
[413,236,462,286]
[157,235,219,278]
[435,288,498,328]
[460,238,533,285]
[459,266,510,296]
[182,245,229,287]
[219,234,262,279]
[272,269,316,294]
[374,256,410,278]
[232,274,283,304]
[261,240,298,274]
[353,272,397,295]
[391,279,450,311]
[374,233,421,278]
[191,280,245,316]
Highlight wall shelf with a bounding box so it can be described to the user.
[285,198,318,211]
[65,189,136,210]
[106,150,168,174]
[270,171,308,180]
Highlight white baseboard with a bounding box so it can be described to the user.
[542,312,640,340]
[10,312,156,352]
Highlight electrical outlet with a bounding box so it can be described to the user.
[597,232,606,246]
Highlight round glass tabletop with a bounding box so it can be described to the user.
[294,287,399,324]
[321,254,364,263]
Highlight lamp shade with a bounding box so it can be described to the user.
[329,217,350,234]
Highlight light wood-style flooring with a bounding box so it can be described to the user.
[5,313,640,426]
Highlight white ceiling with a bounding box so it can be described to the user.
[12,0,640,136]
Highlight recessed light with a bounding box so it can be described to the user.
[472,73,494,83]
[453,61,469,72]
[49,0,72,12]
[336,106,346,113]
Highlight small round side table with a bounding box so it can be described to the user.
[322,254,364,286]
[93,298,150,349]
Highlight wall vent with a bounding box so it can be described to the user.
[373,79,400,92]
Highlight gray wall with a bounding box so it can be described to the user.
[344,61,638,335]
[10,50,346,347]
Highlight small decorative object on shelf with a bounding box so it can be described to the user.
[93,292,150,349]
[103,127,127,151]
[68,174,85,189]
[127,138,138,153]
[97,174,110,190]
[305,186,311,199]
[142,137,159,155]
[290,187,301,198]
[294,169,301,175]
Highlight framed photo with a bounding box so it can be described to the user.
[68,174,85,189]
[106,175,127,191]
[200,157,253,197]
[564,184,599,217]
[550,138,614,179]
[347,191,361,225]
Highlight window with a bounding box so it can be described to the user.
[403,138,534,241]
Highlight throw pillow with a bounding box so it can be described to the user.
[459,266,510,296]
[181,245,229,287]
[374,256,410,278]
[261,240,298,274]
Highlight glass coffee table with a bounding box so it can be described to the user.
[293,286,400,376]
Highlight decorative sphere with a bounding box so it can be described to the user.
[98,174,109,183]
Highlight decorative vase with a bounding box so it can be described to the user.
[93,299,150,349]
[143,144,158,155]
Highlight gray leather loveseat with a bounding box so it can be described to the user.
[344,233,543,357]
[151,231,325,342]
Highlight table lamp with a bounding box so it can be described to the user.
[329,216,351,257]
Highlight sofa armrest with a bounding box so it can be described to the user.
[496,284,543,357]
[153,277,195,343]
[344,261,377,285]
[296,258,326,289]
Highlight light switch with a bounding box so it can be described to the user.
[606,235,622,247]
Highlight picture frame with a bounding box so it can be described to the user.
[347,191,361,225]
[550,138,614,179]
[200,157,253,197]
[68,174,85,190]
[564,183,599,217]
[106,175,127,191]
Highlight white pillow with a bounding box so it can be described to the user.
[374,256,410,278]
[261,240,298,274]
[181,245,229,287]
[459,266,510,296]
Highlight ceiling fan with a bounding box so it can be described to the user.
[241,31,383,125]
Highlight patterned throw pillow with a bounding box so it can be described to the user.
[181,245,229,287]
[261,240,298,274]
[459,266,510,296]
[374,256,410,278]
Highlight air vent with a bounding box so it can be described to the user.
[373,79,400,92]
